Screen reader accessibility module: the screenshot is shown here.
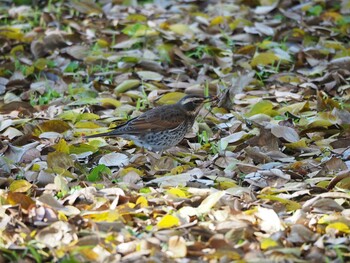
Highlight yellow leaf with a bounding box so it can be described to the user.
[24,65,34,76]
[326,222,350,234]
[58,110,81,122]
[229,18,252,30]
[216,181,237,190]
[122,24,158,37]
[210,16,225,26]
[157,92,186,105]
[169,24,192,36]
[55,249,65,258]
[69,143,98,155]
[316,180,330,188]
[167,188,187,198]
[128,202,136,208]
[58,211,68,221]
[277,75,301,84]
[244,207,258,215]
[137,71,163,81]
[211,107,228,114]
[114,79,140,94]
[119,167,144,176]
[31,163,40,171]
[335,176,350,189]
[83,210,120,222]
[292,28,305,37]
[258,194,301,211]
[236,44,256,55]
[245,100,277,117]
[278,101,309,115]
[258,40,275,49]
[99,98,122,108]
[260,238,279,250]
[126,14,147,22]
[251,52,279,67]
[10,45,24,56]
[170,165,191,175]
[323,40,345,51]
[324,11,343,22]
[9,180,32,193]
[96,38,109,48]
[308,112,339,128]
[285,138,308,150]
[54,139,70,153]
[34,58,48,70]
[145,225,153,231]
[80,113,100,121]
[0,27,24,41]
[75,121,102,129]
[136,196,148,208]
[80,248,99,261]
[157,214,180,229]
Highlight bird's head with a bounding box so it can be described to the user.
[178,94,208,115]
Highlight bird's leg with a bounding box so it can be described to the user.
[141,147,145,154]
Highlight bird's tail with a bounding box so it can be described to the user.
[84,130,115,139]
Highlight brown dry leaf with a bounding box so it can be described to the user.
[7,192,35,210]
[38,194,80,216]
[47,152,74,170]
[287,224,318,244]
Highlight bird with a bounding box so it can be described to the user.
[84,94,210,152]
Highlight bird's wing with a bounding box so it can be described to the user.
[84,107,186,138]
[123,107,184,134]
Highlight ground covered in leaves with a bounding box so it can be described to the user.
[1,0,350,262]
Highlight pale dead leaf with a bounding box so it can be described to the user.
[168,236,187,258]
[99,152,129,167]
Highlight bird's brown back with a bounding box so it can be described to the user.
[109,103,191,135]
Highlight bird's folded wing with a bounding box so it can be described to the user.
[125,112,183,133]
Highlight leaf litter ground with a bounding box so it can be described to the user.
[0,0,350,262]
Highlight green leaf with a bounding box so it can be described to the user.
[307,5,323,16]
[64,61,79,73]
[87,164,112,182]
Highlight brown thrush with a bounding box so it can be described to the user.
[84,94,208,152]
